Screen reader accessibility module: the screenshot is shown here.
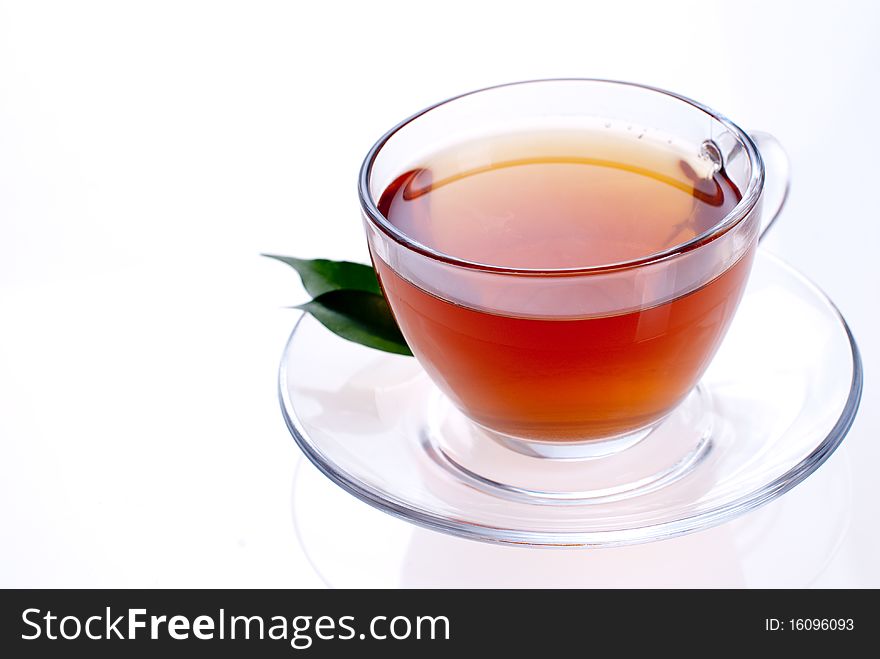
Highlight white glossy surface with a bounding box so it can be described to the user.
[1,0,877,587]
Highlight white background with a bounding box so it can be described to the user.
[1,0,877,587]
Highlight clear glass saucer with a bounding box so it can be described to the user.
[278,251,862,547]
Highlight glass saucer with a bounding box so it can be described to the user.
[278,251,862,547]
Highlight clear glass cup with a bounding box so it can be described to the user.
[359,79,788,458]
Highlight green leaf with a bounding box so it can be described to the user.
[296,289,412,356]
[262,254,381,297]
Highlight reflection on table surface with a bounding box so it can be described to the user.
[292,448,851,588]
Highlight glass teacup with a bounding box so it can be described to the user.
[359,79,787,458]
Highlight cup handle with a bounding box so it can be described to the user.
[749,131,791,241]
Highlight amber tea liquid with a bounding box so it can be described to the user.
[374,129,753,441]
